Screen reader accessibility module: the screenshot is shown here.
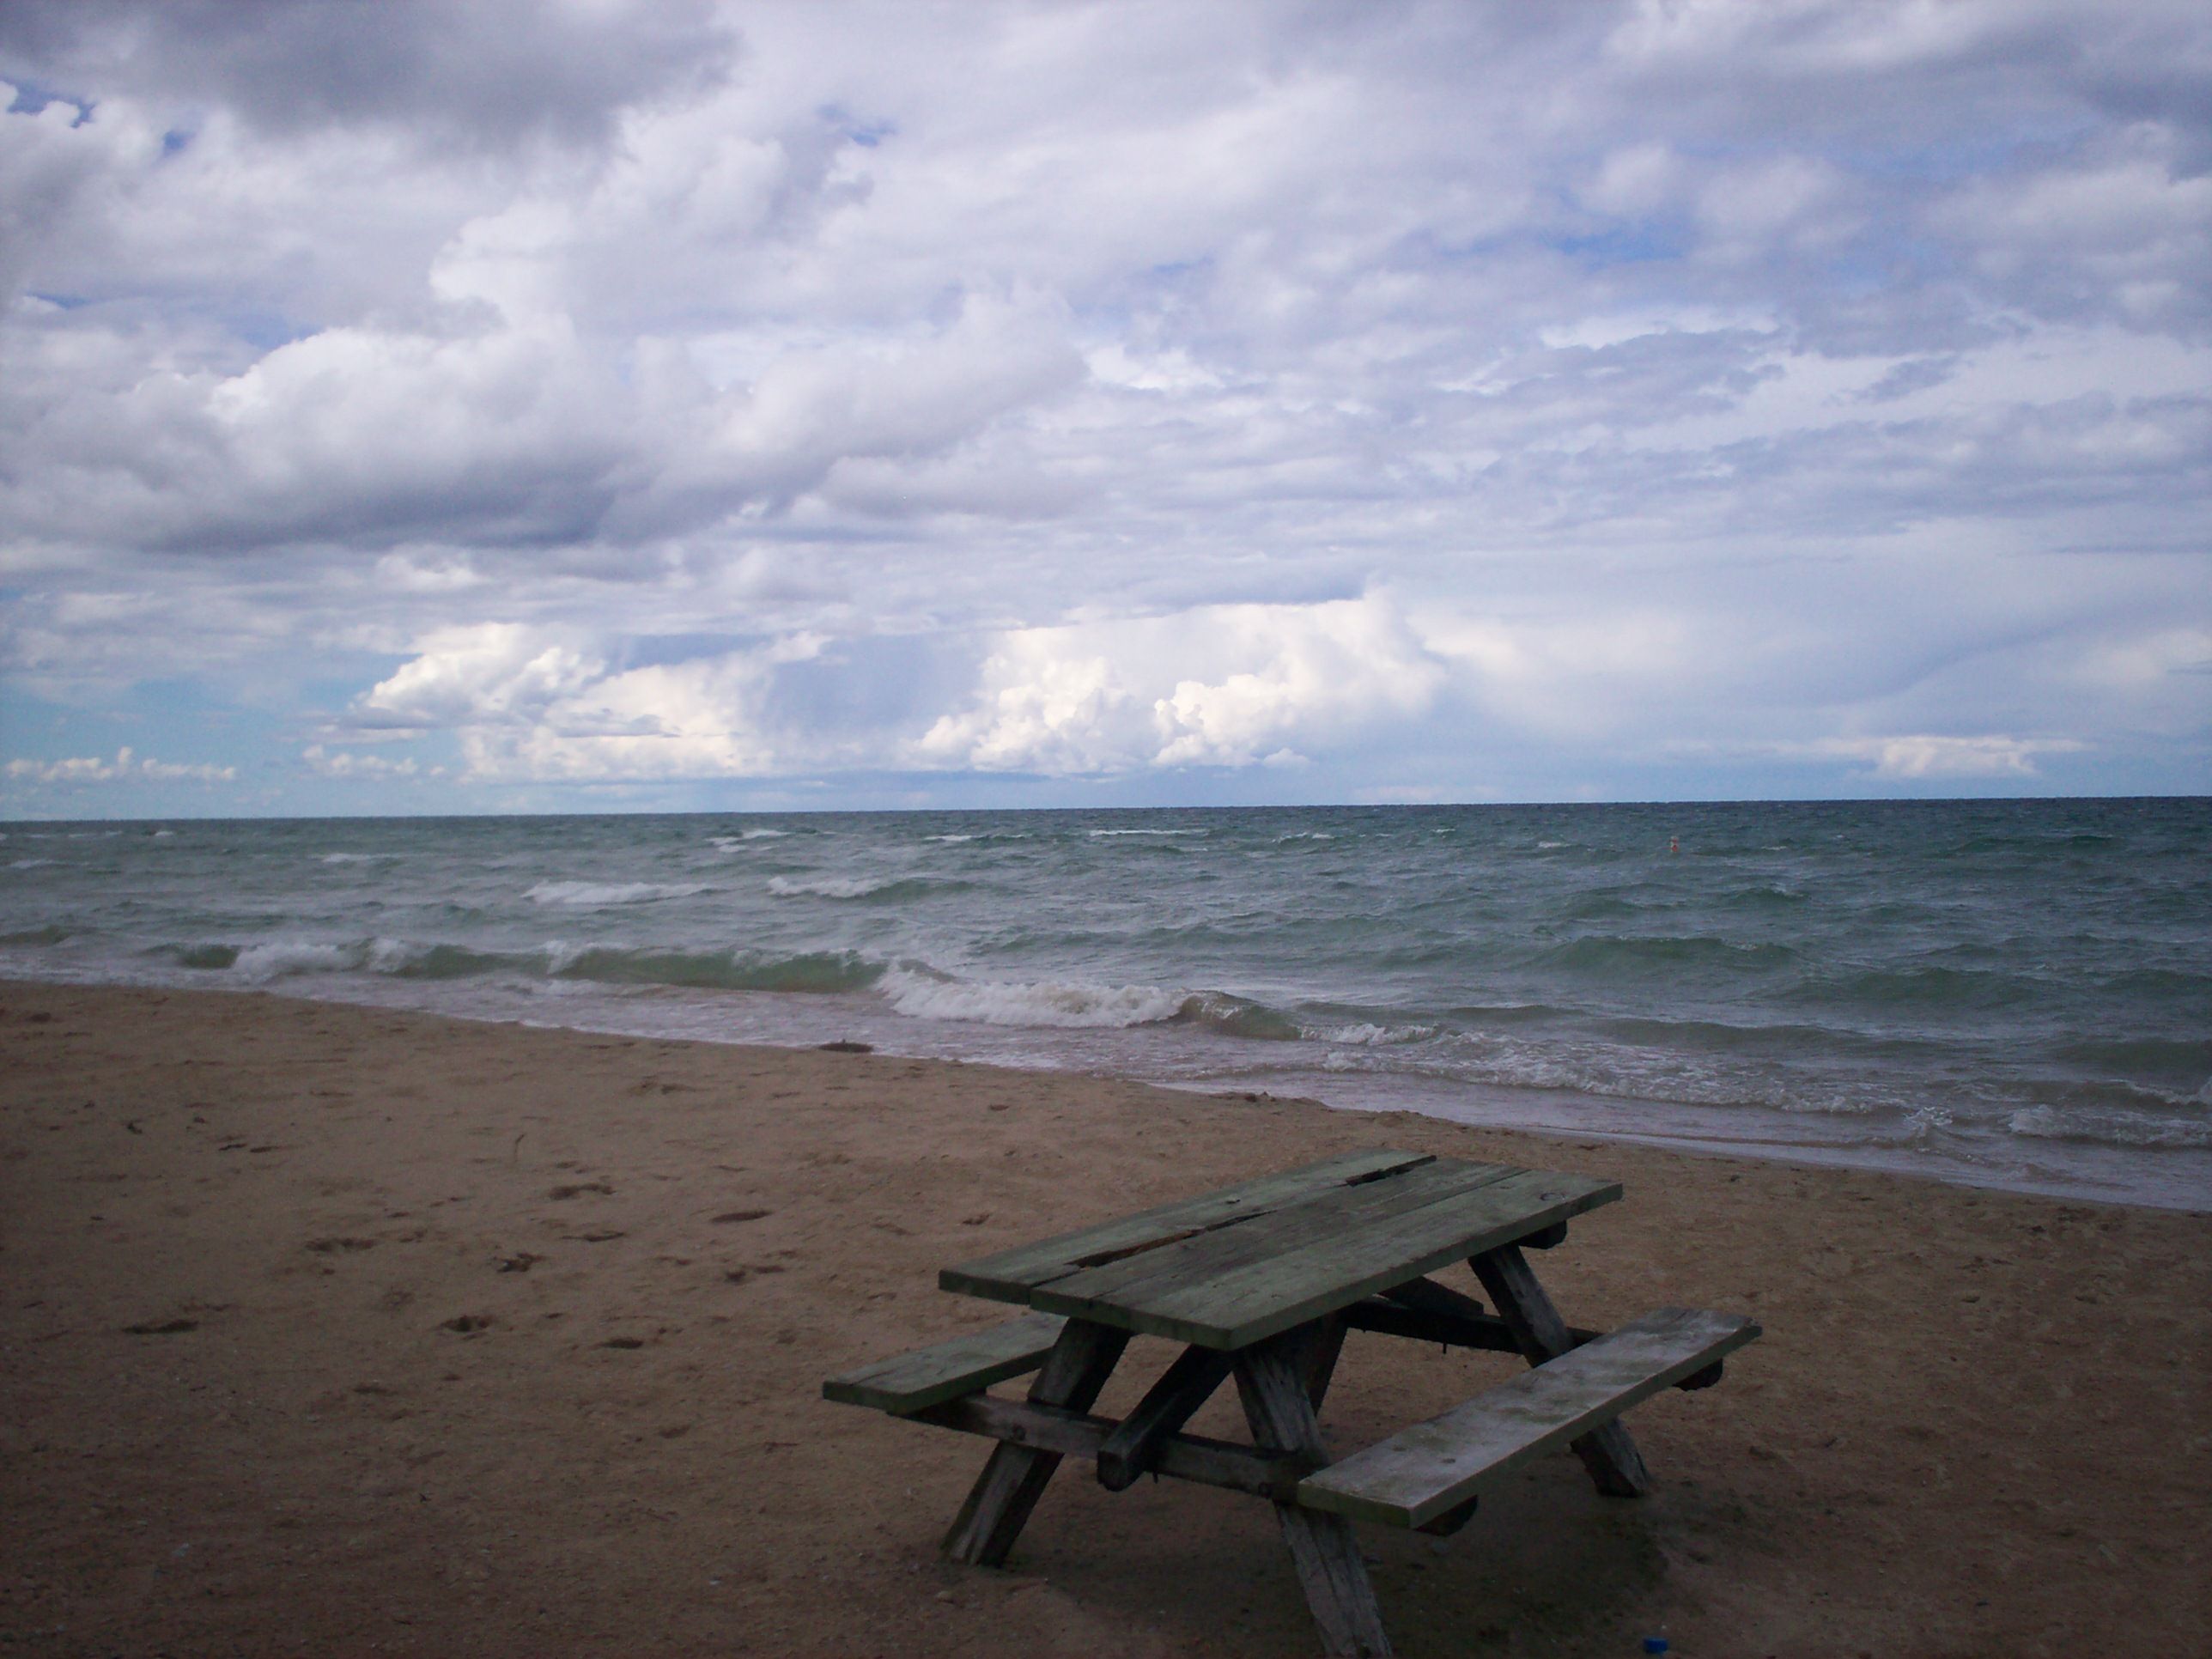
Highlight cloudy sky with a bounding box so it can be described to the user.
[2,0,2206,817]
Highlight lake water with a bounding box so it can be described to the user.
[3,798,2205,1209]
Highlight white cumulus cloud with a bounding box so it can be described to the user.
[4,746,234,784]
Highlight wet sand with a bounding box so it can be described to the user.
[3,981,2205,1656]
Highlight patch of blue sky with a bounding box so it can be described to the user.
[27,285,312,355]
[615,633,767,671]
[110,679,270,763]
[212,304,317,353]
[818,103,896,148]
[1830,124,2099,185]
[3,79,90,122]
[1544,222,1687,270]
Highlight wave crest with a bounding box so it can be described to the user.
[883,967,1184,1028]
[2008,1104,2212,1151]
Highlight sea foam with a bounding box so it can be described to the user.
[767,874,901,899]
[525,880,708,907]
[882,967,1184,1028]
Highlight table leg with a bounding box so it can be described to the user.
[1469,1243,1653,1498]
[1235,1327,1393,1659]
[941,1316,1129,1565]
[1304,1311,1349,1413]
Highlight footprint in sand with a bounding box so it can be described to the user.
[441,1314,494,1335]
[495,1252,544,1273]
[123,1317,198,1335]
[548,1182,614,1200]
[711,1209,771,1224]
[598,1336,646,1350]
[305,1237,378,1255]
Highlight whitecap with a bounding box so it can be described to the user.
[1089,828,1207,838]
[542,939,594,974]
[8,858,56,870]
[231,940,361,981]
[364,937,423,974]
[768,874,897,899]
[1312,1021,1436,1046]
[710,829,789,849]
[882,967,1184,1029]
[525,880,707,907]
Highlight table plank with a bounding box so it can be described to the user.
[1040,1167,1621,1349]
[941,1148,1434,1304]
[1036,1157,1522,1314]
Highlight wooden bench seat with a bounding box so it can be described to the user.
[1296,1305,1760,1529]
[823,1312,1067,1415]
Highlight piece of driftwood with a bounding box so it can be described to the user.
[1297,1306,1761,1529]
[1236,1327,1393,1659]
[1472,1243,1652,1497]
[941,1317,1127,1565]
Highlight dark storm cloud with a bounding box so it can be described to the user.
[0,0,737,149]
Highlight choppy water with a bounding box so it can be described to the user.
[3,799,2205,1209]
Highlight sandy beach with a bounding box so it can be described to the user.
[3,979,2205,1657]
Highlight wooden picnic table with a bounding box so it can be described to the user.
[825,1150,1760,1657]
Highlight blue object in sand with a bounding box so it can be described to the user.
[1642,1641,1669,1656]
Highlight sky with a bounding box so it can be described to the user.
[1,0,2207,819]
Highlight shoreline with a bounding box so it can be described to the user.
[7,965,2201,1215]
[4,980,2207,1656]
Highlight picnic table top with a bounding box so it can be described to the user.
[941,1149,1621,1351]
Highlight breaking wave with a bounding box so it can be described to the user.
[2008,1104,2212,1151]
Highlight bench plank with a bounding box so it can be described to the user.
[941,1149,1435,1305]
[1041,1168,1620,1350]
[823,1312,1068,1415]
[1297,1306,1761,1529]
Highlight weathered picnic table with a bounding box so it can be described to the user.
[825,1150,1759,1657]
